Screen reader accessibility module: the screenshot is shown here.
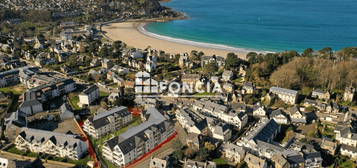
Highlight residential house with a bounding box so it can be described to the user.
[340,144,357,160]
[102,59,114,69]
[179,53,193,68]
[288,106,306,125]
[181,74,201,85]
[302,148,323,168]
[311,89,330,100]
[269,109,289,125]
[239,65,247,78]
[201,55,224,68]
[149,158,168,168]
[320,138,337,154]
[90,58,101,67]
[242,82,255,94]
[145,54,157,72]
[343,86,355,102]
[108,92,120,104]
[83,106,133,139]
[183,159,216,168]
[206,118,232,141]
[244,153,268,168]
[102,108,175,167]
[210,76,220,84]
[222,70,233,82]
[223,83,234,93]
[303,99,318,107]
[253,103,267,118]
[270,87,298,104]
[60,103,74,121]
[271,154,290,168]
[192,100,248,130]
[15,128,88,160]
[130,50,144,59]
[286,154,305,168]
[222,142,245,163]
[326,102,340,113]
[176,108,203,135]
[78,85,100,107]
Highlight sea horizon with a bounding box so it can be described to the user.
[146,0,357,52]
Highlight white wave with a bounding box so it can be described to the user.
[137,23,272,54]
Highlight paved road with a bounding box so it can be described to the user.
[0,152,73,168]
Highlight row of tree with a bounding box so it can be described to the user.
[270,57,357,90]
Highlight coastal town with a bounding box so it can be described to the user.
[0,0,357,168]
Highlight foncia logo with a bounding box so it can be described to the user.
[135,71,159,94]
[135,71,223,98]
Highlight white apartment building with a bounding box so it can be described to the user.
[334,126,357,147]
[340,144,357,160]
[102,108,175,167]
[192,100,248,130]
[176,108,202,134]
[83,106,133,139]
[270,87,298,104]
[15,128,88,160]
[79,85,99,107]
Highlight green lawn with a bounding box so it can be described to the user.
[7,145,39,157]
[194,92,217,96]
[337,155,356,168]
[103,158,118,168]
[212,158,228,165]
[0,85,26,95]
[100,91,110,98]
[7,145,92,166]
[95,116,142,146]
[68,93,81,110]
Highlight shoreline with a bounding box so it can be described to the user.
[102,20,271,59]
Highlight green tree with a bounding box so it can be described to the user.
[303,48,314,57]
[225,52,243,70]
[203,62,218,74]
[196,148,209,161]
[99,46,110,58]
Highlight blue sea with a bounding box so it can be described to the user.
[146,0,357,52]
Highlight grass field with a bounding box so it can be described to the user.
[0,85,26,95]
[68,93,81,110]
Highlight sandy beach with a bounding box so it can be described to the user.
[102,21,264,59]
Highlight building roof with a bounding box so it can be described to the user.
[183,159,216,168]
[18,127,85,150]
[90,106,130,129]
[341,144,357,153]
[270,87,298,96]
[81,85,98,95]
[105,108,172,154]
[222,70,233,77]
[243,119,280,143]
[244,153,266,168]
[270,109,285,118]
[287,154,305,164]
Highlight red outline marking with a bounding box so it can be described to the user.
[125,132,178,168]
